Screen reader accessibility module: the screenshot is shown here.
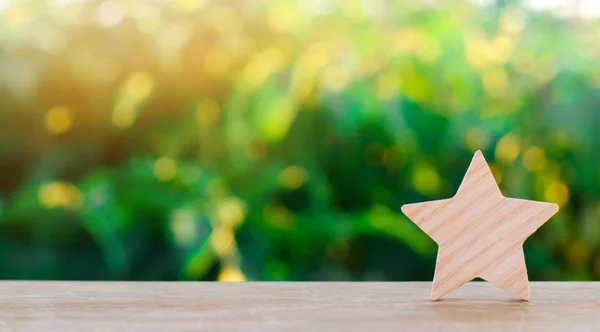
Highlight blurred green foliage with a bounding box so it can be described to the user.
[1,0,600,282]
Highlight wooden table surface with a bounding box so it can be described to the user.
[0,282,597,331]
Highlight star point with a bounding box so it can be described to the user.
[402,151,559,301]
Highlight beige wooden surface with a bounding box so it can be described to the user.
[0,282,597,331]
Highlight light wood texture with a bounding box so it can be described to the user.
[0,282,597,331]
[402,151,559,301]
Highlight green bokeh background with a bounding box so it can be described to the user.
[1,0,599,282]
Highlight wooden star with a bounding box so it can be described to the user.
[401,150,559,301]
